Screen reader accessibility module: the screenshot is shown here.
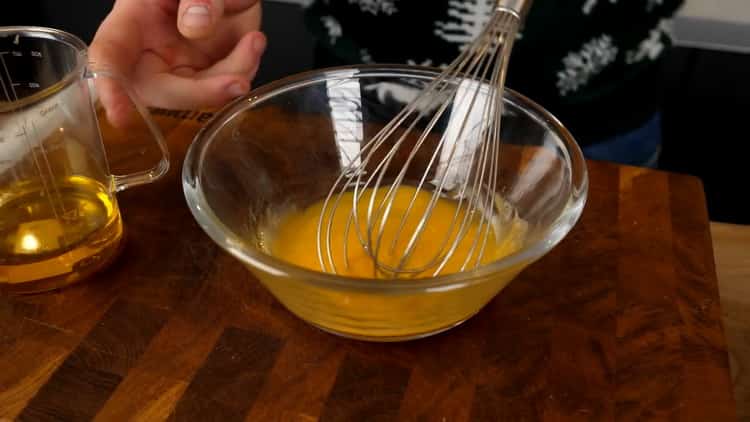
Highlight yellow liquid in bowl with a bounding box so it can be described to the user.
[268,185,526,278]
[255,185,529,340]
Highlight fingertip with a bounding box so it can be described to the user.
[106,101,138,129]
[235,31,266,57]
[205,77,250,106]
[242,33,266,83]
[204,31,265,82]
[224,78,251,102]
[178,0,224,39]
[179,5,211,38]
[251,31,267,55]
[94,79,130,127]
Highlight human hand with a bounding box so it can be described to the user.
[90,0,265,126]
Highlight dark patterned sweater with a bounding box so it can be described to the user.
[304,0,684,146]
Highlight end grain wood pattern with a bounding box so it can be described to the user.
[0,110,736,421]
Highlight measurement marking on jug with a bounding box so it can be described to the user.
[0,50,13,102]
[28,82,40,89]
[0,49,63,226]
[33,118,71,224]
[31,51,42,58]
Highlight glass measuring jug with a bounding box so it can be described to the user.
[0,27,169,294]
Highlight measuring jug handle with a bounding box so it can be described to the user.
[87,69,170,192]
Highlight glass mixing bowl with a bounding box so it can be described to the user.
[182,65,588,341]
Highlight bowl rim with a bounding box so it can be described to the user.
[182,64,589,292]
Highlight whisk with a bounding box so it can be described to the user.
[317,0,533,278]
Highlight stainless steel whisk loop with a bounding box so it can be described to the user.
[317,0,533,278]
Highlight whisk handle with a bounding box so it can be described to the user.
[497,0,534,21]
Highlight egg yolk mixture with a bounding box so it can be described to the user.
[267,186,527,279]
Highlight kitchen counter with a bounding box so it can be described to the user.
[712,222,750,421]
[0,110,738,421]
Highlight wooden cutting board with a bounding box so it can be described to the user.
[0,110,737,421]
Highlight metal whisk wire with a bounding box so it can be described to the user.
[317,0,530,278]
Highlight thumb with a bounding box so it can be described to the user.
[178,0,225,40]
